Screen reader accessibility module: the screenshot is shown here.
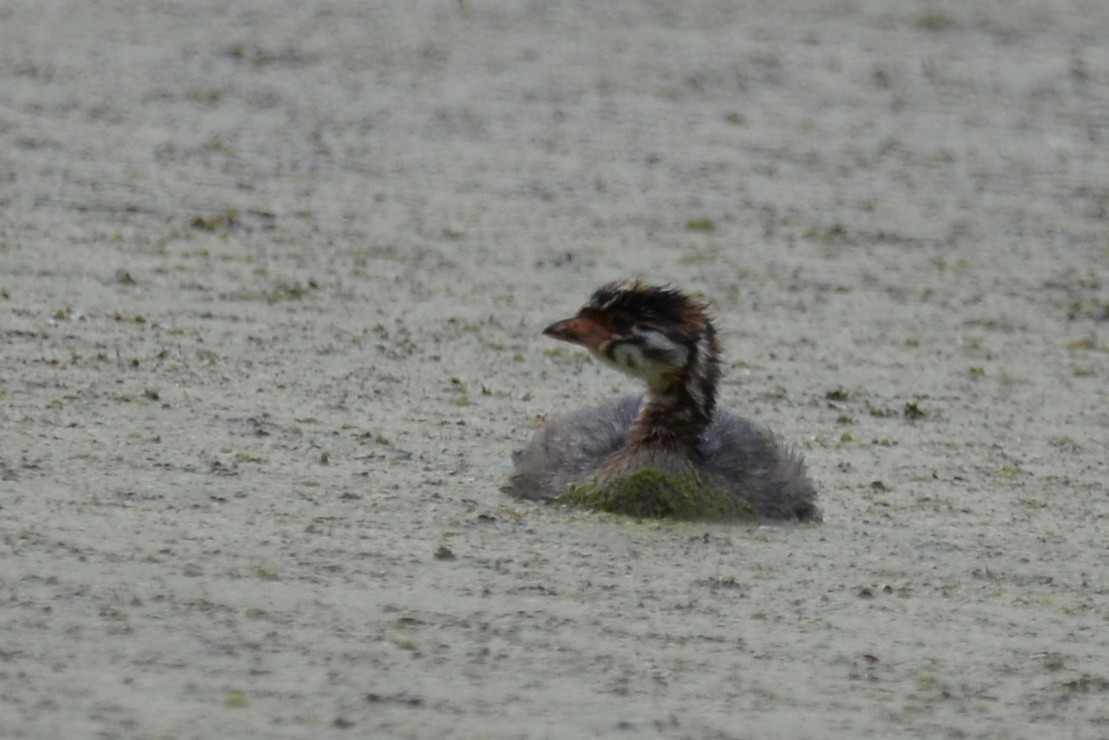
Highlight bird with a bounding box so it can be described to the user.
[507,280,819,521]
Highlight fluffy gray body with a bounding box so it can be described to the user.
[510,395,819,521]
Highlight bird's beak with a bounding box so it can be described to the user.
[542,315,612,351]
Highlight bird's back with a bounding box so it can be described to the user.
[509,395,820,521]
[508,395,640,501]
[698,410,819,521]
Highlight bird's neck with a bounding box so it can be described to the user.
[626,383,713,451]
[625,329,720,452]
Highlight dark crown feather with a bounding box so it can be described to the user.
[585,280,696,324]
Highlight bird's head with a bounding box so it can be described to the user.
[543,280,719,395]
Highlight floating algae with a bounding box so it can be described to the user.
[555,468,756,522]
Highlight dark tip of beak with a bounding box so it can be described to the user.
[542,318,577,342]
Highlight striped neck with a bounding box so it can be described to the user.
[625,322,719,451]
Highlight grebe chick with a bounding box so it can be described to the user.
[508,280,819,521]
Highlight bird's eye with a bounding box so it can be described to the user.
[609,315,633,333]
